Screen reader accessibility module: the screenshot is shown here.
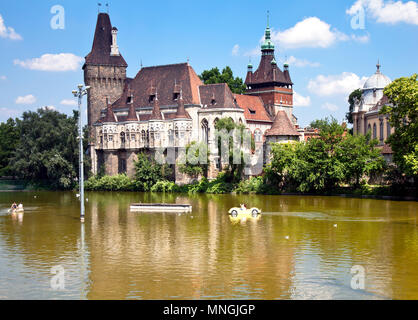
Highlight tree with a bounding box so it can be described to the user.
[0,118,19,176]
[346,89,362,124]
[336,133,385,186]
[266,119,385,192]
[200,66,246,94]
[381,74,418,177]
[214,118,254,183]
[178,141,209,178]
[10,108,88,189]
[134,152,172,191]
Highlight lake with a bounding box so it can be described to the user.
[0,191,417,300]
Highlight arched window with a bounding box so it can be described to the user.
[379,120,384,143]
[254,130,262,143]
[373,123,377,140]
[201,119,209,144]
[120,132,125,144]
[386,121,391,139]
[141,130,146,144]
[168,129,174,145]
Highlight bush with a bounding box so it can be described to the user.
[85,174,135,191]
[150,180,178,193]
[234,176,264,194]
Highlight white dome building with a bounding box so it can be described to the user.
[352,62,394,162]
[357,63,392,112]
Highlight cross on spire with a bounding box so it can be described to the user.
[376,59,381,73]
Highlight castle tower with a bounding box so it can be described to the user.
[83,12,128,174]
[245,13,294,121]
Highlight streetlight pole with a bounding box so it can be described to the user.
[72,84,90,222]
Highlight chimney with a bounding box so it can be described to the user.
[110,27,120,56]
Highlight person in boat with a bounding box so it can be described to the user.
[240,203,247,211]
[18,203,23,210]
[11,202,17,210]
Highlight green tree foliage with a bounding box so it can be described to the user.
[0,118,19,176]
[10,108,89,189]
[266,119,385,193]
[336,133,386,186]
[214,118,254,183]
[200,66,246,94]
[346,89,362,124]
[381,74,418,177]
[134,152,172,191]
[178,141,209,177]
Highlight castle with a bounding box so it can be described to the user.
[83,12,301,183]
[352,62,394,162]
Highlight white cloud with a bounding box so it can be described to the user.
[351,33,370,43]
[0,75,6,80]
[243,47,261,57]
[0,107,19,118]
[271,17,349,49]
[14,53,84,72]
[308,72,367,97]
[293,92,311,107]
[231,44,240,56]
[60,99,77,106]
[15,94,36,105]
[321,103,339,112]
[41,106,56,111]
[0,14,22,40]
[285,56,320,68]
[347,0,418,25]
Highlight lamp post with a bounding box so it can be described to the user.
[72,84,90,222]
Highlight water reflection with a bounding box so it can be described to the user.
[0,191,417,299]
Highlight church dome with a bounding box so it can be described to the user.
[363,63,391,90]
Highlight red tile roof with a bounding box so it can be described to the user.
[245,54,292,86]
[103,99,117,123]
[84,13,127,67]
[111,63,202,111]
[234,94,272,123]
[265,111,300,137]
[198,83,240,109]
[381,144,393,154]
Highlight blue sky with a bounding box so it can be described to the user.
[0,0,417,127]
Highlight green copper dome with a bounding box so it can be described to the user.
[261,26,275,51]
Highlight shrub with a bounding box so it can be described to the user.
[151,180,178,193]
[84,174,135,191]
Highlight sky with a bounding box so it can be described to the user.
[0,0,417,127]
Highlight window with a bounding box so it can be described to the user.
[100,135,103,144]
[141,130,146,143]
[173,92,179,101]
[120,132,125,144]
[379,120,384,143]
[149,95,155,103]
[249,109,256,115]
[201,119,209,144]
[131,133,135,141]
[373,123,377,140]
[126,96,133,104]
[387,121,391,139]
[168,130,174,144]
[155,132,160,140]
[108,135,113,142]
[211,99,216,105]
[254,130,262,143]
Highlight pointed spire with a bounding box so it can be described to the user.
[103,96,116,122]
[376,59,381,74]
[261,11,275,52]
[126,91,137,121]
[175,89,191,119]
[150,92,163,120]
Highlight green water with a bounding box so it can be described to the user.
[0,191,417,300]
